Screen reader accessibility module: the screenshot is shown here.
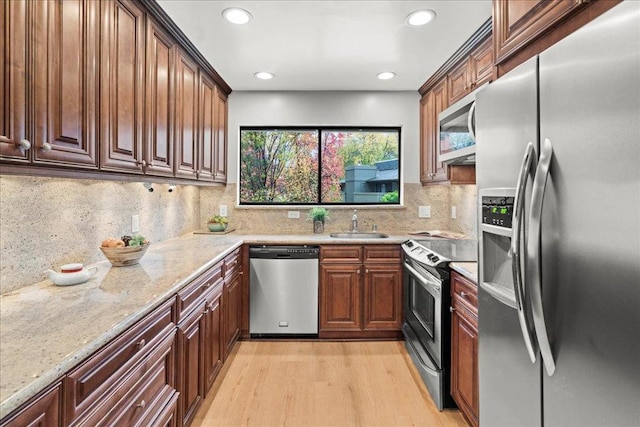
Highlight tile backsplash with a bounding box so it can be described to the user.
[0,177,477,293]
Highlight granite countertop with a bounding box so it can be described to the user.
[449,262,478,283]
[0,232,410,418]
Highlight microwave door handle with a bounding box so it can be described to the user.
[527,138,556,376]
[511,141,539,364]
[467,101,477,141]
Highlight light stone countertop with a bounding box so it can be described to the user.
[449,262,478,283]
[0,232,410,419]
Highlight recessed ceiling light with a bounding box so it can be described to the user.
[377,72,396,80]
[222,7,252,25]
[254,72,275,80]
[405,9,436,26]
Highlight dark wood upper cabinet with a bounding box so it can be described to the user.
[0,0,30,163]
[100,0,146,174]
[174,50,200,180]
[31,0,99,168]
[213,87,228,183]
[145,18,176,177]
[198,73,216,182]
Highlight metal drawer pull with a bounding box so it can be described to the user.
[41,142,52,152]
[135,400,146,409]
[135,339,146,349]
[17,139,31,150]
[450,307,455,312]
[460,291,468,298]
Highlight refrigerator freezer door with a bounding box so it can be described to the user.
[538,2,640,426]
[476,57,541,427]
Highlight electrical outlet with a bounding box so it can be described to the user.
[418,206,431,218]
[132,215,140,233]
[287,211,300,219]
[451,206,457,219]
[219,205,228,217]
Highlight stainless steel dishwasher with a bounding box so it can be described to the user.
[249,245,319,336]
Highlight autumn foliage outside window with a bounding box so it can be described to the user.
[240,127,401,205]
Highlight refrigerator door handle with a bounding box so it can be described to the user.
[527,137,556,376]
[511,141,539,364]
[467,101,477,141]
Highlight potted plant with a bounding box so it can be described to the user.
[207,215,229,232]
[308,207,329,234]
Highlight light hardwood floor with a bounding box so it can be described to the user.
[193,341,468,427]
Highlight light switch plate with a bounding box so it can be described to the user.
[288,211,300,219]
[451,206,457,219]
[219,205,228,217]
[132,215,140,233]
[418,206,431,218]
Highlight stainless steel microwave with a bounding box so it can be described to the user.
[438,84,487,164]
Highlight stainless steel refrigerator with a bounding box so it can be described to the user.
[475,2,640,426]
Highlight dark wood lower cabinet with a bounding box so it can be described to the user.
[176,304,205,427]
[0,384,61,427]
[204,285,224,393]
[450,271,479,427]
[223,272,242,361]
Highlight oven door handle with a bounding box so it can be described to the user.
[404,262,441,295]
[511,141,538,364]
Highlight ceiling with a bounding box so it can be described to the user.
[156,1,492,91]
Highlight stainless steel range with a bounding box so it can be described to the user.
[401,239,477,410]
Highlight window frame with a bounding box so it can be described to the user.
[238,126,402,206]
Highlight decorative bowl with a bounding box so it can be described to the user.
[207,223,228,232]
[100,243,150,266]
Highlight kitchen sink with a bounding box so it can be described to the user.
[329,232,389,239]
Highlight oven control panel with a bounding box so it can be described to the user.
[482,196,514,228]
[401,239,450,268]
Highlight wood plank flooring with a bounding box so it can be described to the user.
[193,341,468,427]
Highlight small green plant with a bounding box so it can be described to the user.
[380,190,399,203]
[307,207,329,222]
[208,215,229,225]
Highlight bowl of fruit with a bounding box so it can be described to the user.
[100,235,150,266]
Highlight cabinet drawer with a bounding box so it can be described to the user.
[176,262,223,321]
[64,298,176,423]
[364,245,401,264]
[75,330,177,426]
[224,248,242,279]
[320,245,362,263]
[451,272,478,315]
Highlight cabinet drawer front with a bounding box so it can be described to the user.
[224,248,242,279]
[176,262,223,321]
[76,330,176,426]
[320,246,362,263]
[363,245,401,263]
[65,299,176,422]
[451,272,478,314]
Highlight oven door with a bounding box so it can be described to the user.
[403,260,444,368]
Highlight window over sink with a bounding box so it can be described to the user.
[239,126,401,205]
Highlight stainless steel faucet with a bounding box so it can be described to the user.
[351,209,358,232]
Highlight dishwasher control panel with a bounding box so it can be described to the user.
[249,245,320,259]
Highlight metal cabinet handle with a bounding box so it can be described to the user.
[135,400,146,409]
[460,291,468,298]
[136,160,147,167]
[527,137,556,376]
[365,269,369,273]
[511,141,538,364]
[17,139,31,150]
[449,307,455,312]
[356,269,360,274]
[135,338,146,350]
[41,142,52,152]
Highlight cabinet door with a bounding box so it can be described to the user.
[100,0,145,173]
[204,287,223,393]
[319,263,362,332]
[32,0,98,168]
[1,384,61,427]
[451,306,479,427]
[174,50,199,179]
[145,18,175,177]
[431,80,449,182]
[177,306,205,427]
[223,273,242,360]
[469,36,493,89]
[213,87,228,182]
[198,73,216,182]
[363,263,402,331]
[447,59,470,105]
[493,0,584,64]
[0,0,30,162]
[419,92,434,184]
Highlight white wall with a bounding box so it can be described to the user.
[227,91,421,184]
